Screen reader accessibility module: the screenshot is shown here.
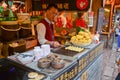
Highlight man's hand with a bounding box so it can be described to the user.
[53,41,60,47]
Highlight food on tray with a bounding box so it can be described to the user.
[65,46,84,52]
[28,72,38,79]
[70,29,92,47]
[51,58,65,69]
[28,72,45,80]
[38,58,51,68]
[34,74,45,80]
[47,54,60,60]
[37,54,65,69]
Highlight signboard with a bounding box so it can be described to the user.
[32,0,91,11]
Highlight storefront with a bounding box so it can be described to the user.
[0,0,116,80]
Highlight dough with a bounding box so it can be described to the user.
[34,74,45,80]
[28,72,38,79]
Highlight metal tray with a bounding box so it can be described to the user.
[51,46,85,57]
[0,58,47,80]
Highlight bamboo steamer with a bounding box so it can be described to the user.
[17,13,31,38]
[0,42,3,56]
[0,21,18,25]
[17,13,30,24]
[0,21,19,41]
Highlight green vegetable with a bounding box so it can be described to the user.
[76,27,85,34]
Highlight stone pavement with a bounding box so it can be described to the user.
[101,36,119,80]
[101,48,119,80]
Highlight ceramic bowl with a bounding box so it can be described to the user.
[37,58,51,68]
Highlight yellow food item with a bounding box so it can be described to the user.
[65,46,84,52]
[70,30,92,46]
[28,72,45,80]
[28,72,38,79]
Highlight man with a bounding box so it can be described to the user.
[36,4,60,47]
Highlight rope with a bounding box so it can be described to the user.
[0,26,21,31]
[20,26,31,29]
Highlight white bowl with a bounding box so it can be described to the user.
[17,52,34,64]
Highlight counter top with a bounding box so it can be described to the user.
[8,42,104,80]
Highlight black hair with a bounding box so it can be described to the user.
[46,3,58,10]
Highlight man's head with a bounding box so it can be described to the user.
[46,4,58,22]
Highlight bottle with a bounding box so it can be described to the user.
[93,32,100,44]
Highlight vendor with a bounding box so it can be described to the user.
[36,4,61,47]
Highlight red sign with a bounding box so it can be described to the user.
[32,0,90,11]
[76,0,89,10]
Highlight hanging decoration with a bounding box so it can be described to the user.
[76,0,89,10]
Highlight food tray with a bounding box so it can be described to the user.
[0,58,47,80]
[51,47,85,57]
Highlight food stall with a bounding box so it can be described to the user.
[0,0,105,80]
[7,25,103,80]
[7,41,104,80]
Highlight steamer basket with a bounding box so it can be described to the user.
[0,21,18,25]
[0,21,20,41]
[17,13,31,38]
[19,23,32,38]
[17,13,30,24]
[0,42,3,56]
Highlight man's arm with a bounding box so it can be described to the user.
[36,23,53,45]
